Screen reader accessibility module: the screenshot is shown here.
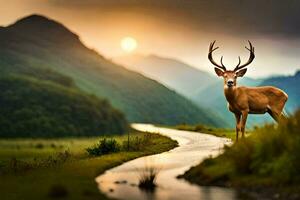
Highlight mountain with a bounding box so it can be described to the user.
[0,14,221,126]
[191,77,271,127]
[259,71,300,113]
[0,70,129,138]
[114,54,216,97]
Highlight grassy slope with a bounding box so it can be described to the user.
[180,110,300,198]
[0,132,178,200]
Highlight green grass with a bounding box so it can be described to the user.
[0,131,178,200]
[174,124,251,140]
[180,110,300,197]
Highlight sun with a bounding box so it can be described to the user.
[121,37,137,53]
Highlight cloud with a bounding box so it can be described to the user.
[47,0,300,38]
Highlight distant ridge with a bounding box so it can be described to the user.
[114,54,216,97]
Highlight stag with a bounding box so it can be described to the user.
[208,41,288,142]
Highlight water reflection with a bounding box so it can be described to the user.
[96,124,237,200]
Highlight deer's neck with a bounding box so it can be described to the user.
[224,86,238,104]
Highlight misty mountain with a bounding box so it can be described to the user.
[114,54,216,97]
[0,14,222,126]
[260,71,300,113]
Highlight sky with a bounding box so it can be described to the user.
[1,0,300,78]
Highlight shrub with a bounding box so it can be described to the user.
[35,143,44,149]
[86,138,120,156]
[138,166,159,191]
[194,124,207,132]
[8,157,33,172]
[48,184,68,198]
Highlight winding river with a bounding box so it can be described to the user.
[96,124,238,200]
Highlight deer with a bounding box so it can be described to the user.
[208,41,288,142]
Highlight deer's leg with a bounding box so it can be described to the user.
[267,108,281,123]
[234,113,241,142]
[241,111,248,138]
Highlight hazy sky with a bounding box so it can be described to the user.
[1,0,300,77]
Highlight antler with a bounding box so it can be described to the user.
[234,41,255,71]
[208,41,227,71]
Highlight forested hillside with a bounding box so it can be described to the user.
[0,71,129,137]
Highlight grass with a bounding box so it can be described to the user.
[180,110,300,199]
[0,131,178,200]
[86,138,120,156]
[174,124,251,140]
[138,165,160,192]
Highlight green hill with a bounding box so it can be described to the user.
[0,14,220,126]
[0,72,128,138]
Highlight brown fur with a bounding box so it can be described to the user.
[220,71,288,141]
[209,41,288,142]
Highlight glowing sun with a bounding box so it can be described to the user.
[121,37,137,53]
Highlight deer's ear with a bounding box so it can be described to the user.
[214,67,224,77]
[236,68,247,77]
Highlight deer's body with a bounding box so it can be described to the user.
[208,41,288,141]
[225,86,288,116]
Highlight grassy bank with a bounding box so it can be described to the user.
[174,124,250,140]
[0,131,177,200]
[180,110,300,199]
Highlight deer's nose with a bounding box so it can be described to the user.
[227,80,234,87]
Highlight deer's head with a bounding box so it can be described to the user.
[208,41,255,88]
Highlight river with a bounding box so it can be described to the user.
[96,124,239,200]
